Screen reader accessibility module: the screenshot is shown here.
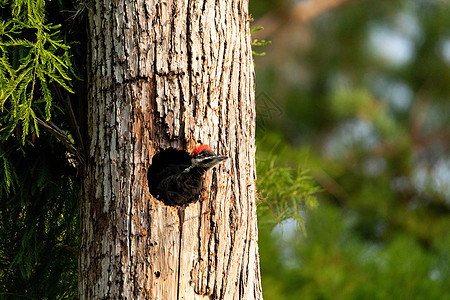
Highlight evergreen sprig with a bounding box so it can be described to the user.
[0,0,74,144]
[251,26,271,57]
[256,143,319,235]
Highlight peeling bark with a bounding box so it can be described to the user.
[80,0,262,299]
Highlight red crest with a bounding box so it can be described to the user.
[192,144,212,155]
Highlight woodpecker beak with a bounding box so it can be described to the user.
[205,155,228,168]
[193,154,228,169]
[214,155,228,162]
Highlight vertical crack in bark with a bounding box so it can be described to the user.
[176,0,187,145]
[128,101,134,297]
[206,171,218,293]
[195,197,205,295]
[217,5,231,294]
[152,21,159,142]
[222,36,240,299]
[177,77,186,143]
[176,207,184,300]
[186,0,194,119]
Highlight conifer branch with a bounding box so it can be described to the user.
[36,117,85,166]
[57,244,79,255]
[53,84,85,155]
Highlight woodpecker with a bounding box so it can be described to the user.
[148,144,228,206]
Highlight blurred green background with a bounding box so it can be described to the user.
[1,0,449,299]
[253,0,450,299]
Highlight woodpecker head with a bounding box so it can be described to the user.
[191,144,228,169]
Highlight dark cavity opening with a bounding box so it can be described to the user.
[147,148,192,206]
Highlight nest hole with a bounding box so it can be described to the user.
[147,148,191,206]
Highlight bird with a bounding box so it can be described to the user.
[148,144,228,206]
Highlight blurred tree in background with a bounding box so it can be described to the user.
[253,0,450,299]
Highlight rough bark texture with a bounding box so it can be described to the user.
[80,0,262,299]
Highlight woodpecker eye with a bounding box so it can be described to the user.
[197,150,215,158]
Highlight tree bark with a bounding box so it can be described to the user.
[80,0,262,299]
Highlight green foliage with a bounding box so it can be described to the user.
[0,0,75,144]
[251,26,271,57]
[260,204,450,300]
[256,133,319,234]
[254,0,450,299]
[0,0,80,298]
[0,134,79,299]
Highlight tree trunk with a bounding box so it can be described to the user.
[80,0,262,298]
